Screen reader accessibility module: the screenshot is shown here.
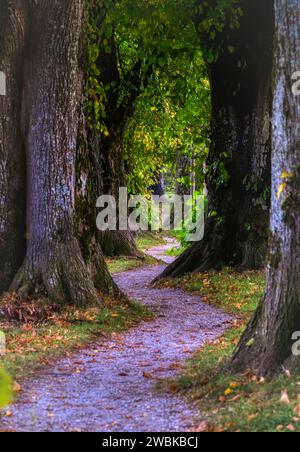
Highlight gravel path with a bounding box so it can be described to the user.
[0,241,231,432]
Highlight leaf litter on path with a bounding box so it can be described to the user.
[0,241,231,432]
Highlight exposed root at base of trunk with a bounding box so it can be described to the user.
[156,226,225,281]
[156,221,266,282]
[10,240,101,308]
[87,239,124,300]
[227,300,300,378]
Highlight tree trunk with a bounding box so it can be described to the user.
[0,0,27,294]
[98,122,140,257]
[11,0,99,306]
[76,100,122,298]
[229,0,300,377]
[149,172,165,196]
[158,0,273,279]
[175,150,193,196]
[87,17,144,258]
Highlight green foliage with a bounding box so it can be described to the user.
[85,0,109,135]
[195,0,243,63]
[208,151,230,188]
[83,0,243,197]
[0,367,12,408]
[168,190,207,251]
[124,35,211,195]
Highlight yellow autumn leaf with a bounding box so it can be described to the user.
[281,171,293,179]
[224,388,233,396]
[277,183,287,199]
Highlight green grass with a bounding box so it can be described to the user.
[161,268,300,432]
[106,232,165,274]
[106,254,158,274]
[106,256,146,274]
[136,232,166,251]
[160,268,265,316]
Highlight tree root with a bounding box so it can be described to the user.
[10,240,101,307]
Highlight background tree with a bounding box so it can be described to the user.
[230,0,300,377]
[159,0,273,279]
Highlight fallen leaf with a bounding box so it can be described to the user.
[194,422,208,432]
[280,391,290,405]
[143,371,153,379]
[13,381,21,393]
[277,182,287,199]
[248,414,259,421]
[224,388,233,396]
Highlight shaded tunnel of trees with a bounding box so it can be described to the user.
[1,0,300,377]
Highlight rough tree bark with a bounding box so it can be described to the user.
[158,0,273,279]
[76,99,122,298]
[0,1,27,294]
[10,0,100,306]
[229,0,300,377]
[99,121,140,258]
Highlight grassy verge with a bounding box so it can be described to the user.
[106,254,157,274]
[136,232,166,251]
[160,268,265,316]
[0,299,153,387]
[0,232,162,403]
[161,268,300,432]
[106,232,165,274]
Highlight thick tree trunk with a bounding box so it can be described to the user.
[158,0,273,279]
[11,0,99,306]
[76,103,122,298]
[229,0,300,377]
[0,1,27,294]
